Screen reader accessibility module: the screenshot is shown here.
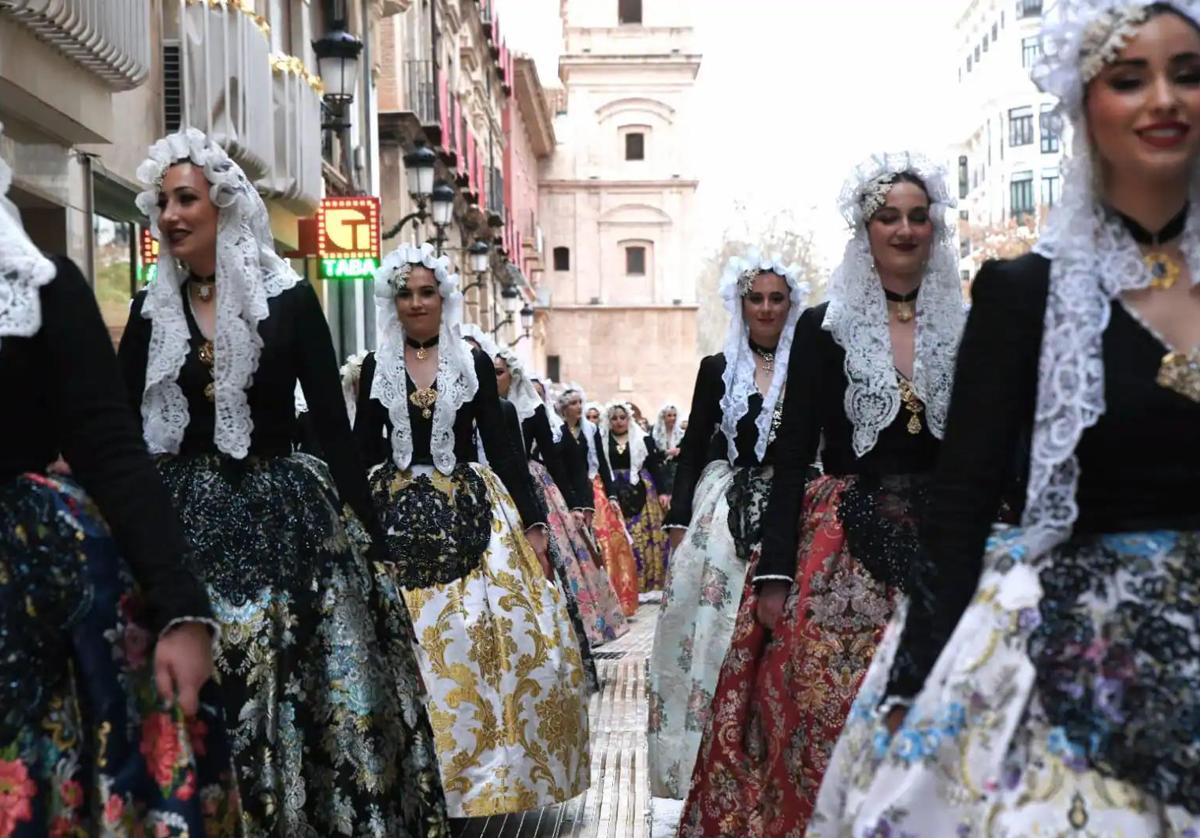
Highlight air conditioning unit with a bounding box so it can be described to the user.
[163,40,183,133]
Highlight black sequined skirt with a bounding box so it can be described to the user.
[836,473,930,592]
[156,452,450,838]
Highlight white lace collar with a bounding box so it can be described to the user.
[716,251,810,464]
[371,242,477,474]
[601,401,649,477]
[135,128,299,459]
[824,151,965,457]
[652,403,685,451]
[1018,0,1200,556]
[0,146,55,345]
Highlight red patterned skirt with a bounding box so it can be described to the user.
[679,475,915,837]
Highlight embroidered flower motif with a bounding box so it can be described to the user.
[140,712,185,792]
[0,759,35,837]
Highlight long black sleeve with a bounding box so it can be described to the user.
[474,349,546,528]
[594,427,616,498]
[642,436,669,492]
[353,353,391,469]
[886,259,1044,699]
[49,258,212,633]
[529,406,578,508]
[117,291,150,418]
[560,427,595,512]
[755,306,826,582]
[292,284,380,537]
[665,355,724,528]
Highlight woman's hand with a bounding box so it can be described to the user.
[667,447,681,459]
[659,494,672,512]
[884,705,909,736]
[154,621,215,717]
[755,581,791,630]
[525,526,553,580]
[669,528,685,550]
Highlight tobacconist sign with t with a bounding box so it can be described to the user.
[317,197,381,279]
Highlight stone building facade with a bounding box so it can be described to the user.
[539,0,701,410]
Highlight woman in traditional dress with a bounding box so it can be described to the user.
[118,128,448,837]
[559,390,641,616]
[679,152,965,837]
[585,402,602,425]
[355,243,590,819]
[601,402,672,593]
[812,4,1200,834]
[647,252,808,800]
[0,131,240,838]
[495,349,629,657]
[652,403,686,497]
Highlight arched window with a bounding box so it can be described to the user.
[553,246,570,271]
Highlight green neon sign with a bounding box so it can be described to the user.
[320,257,378,279]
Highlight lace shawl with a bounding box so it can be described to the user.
[134,128,299,459]
[601,401,649,479]
[652,403,686,451]
[716,251,810,463]
[1017,0,1200,557]
[339,349,368,427]
[371,243,478,475]
[824,151,965,457]
[496,347,543,424]
[0,139,55,345]
[534,379,565,444]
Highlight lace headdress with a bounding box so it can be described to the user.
[0,124,56,346]
[496,347,543,424]
[717,250,810,463]
[652,403,685,451]
[601,401,649,478]
[340,349,368,426]
[371,242,478,474]
[558,388,600,476]
[461,322,500,357]
[1019,0,1200,557]
[535,377,565,443]
[135,128,300,458]
[825,151,964,457]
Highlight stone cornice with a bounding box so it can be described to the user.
[513,56,555,158]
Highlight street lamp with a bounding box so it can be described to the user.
[403,141,437,201]
[491,285,522,336]
[313,26,363,133]
[511,303,536,345]
[383,146,457,248]
[468,239,491,274]
[431,181,456,227]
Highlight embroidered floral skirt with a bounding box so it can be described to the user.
[679,474,914,837]
[648,463,772,799]
[809,526,1200,837]
[156,453,448,838]
[613,469,671,593]
[0,472,241,838]
[531,462,628,650]
[592,477,639,617]
[372,462,591,818]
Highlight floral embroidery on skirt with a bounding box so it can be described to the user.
[613,469,670,593]
[0,473,242,838]
[592,477,639,617]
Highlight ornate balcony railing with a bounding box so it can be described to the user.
[0,0,151,90]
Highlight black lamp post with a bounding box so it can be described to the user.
[383,143,458,252]
[490,285,523,337]
[511,304,536,345]
[313,26,363,132]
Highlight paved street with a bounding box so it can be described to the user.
[450,605,682,838]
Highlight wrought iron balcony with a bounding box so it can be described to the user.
[0,0,152,89]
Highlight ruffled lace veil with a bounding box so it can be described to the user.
[0,123,56,345]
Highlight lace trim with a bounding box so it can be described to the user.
[824,152,964,457]
[0,149,56,345]
[135,129,299,458]
[601,402,648,477]
[717,251,810,464]
[496,347,542,424]
[371,243,476,474]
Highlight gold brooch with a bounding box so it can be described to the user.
[1157,349,1200,402]
[898,377,924,434]
[1145,251,1182,290]
[198,341,215,367]
[409,387,437,419]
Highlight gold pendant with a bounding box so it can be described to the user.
[409,386,438,419]
[1157,349,1200,402]
[204,381,215,402]
[898,377,924,435]
[1145,250,1182,290]
[415,347,428,361]
[906,412,922,434]
[896,302,914,323]
[198,341,215,367]
[197,284,214,302]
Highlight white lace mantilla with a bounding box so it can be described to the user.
[717,250,810,464]
[652,403,685,452]
[601,401,648,480]
[824,151,964,457]
[135,128,298,459]
[1020,0,1200,557]
[0,140,55,345]
[371,243,477,474]
[496,347,543,424]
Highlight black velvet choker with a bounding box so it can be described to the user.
[1115,203,1188,247]
[405,335,439,360]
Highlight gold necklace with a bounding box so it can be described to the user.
[897,375,924,434]
[409,386,437,419]
[1117,206,1188,291]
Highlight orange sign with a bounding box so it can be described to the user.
[317,197,381,259]
[140,227,160,265]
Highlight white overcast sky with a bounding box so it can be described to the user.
[494,0,964,267]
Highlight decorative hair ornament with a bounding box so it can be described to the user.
[371,241,478,474]
[0,122,57,346]
[135,127,300,459]
[826,150,964,457]
[716,248,809,463]
[1018,0,1200,559]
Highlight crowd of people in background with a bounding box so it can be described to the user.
[4,1,1200,836]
